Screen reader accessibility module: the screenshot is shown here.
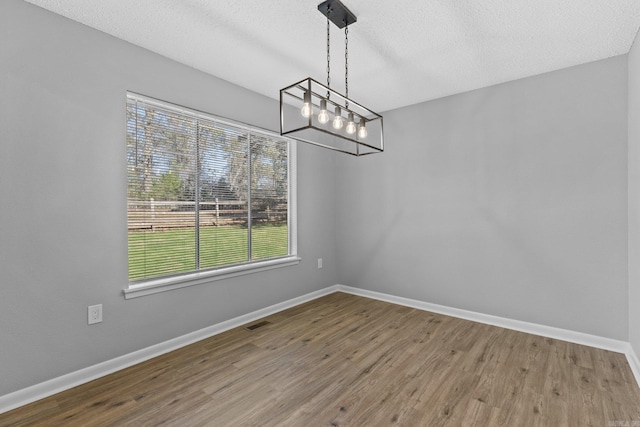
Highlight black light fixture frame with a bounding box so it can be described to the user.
[280,77,384,156]
[279,0,384,156]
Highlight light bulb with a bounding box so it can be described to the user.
[318,99,329,124]
[357,118,367,138]
[332,106,344,129]
[301,91,312,118]
[346,112,356,135]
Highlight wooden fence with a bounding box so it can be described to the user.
[128,199,286,231]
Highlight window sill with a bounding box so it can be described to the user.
[123,256,301,299]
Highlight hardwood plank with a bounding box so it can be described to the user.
[2,292,639,426]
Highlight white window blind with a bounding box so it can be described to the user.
[126,93,296,287]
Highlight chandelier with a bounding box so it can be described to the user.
[280,0,384,156]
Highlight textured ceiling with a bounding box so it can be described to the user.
[23,0,640,112]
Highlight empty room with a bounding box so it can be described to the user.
[2,0,640,425]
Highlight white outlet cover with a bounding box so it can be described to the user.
[88,304,103,324]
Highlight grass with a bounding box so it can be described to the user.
[128,224,288,281]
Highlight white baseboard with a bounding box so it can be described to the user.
[2,283,638,415]
[335,285,629,352]
[627,345,640,387]
[0,285,340,415]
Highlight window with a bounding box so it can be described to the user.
[125,93,298,298]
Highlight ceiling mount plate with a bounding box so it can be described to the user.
[318,0,357,29]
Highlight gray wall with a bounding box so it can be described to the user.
[629,32,640,356]
[0,0,338,395]
[336,56,629,340]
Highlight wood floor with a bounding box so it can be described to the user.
[2,292,640,426]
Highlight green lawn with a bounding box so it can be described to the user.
[128,224,288,281]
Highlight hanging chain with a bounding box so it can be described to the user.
[344,25,349,109]
[326,11,331,98]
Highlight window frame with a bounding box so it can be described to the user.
[124,92,299,299]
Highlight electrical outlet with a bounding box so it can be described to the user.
[317,258,323,269]
[88,304,102,324]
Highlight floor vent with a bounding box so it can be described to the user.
[245,320,271,331]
